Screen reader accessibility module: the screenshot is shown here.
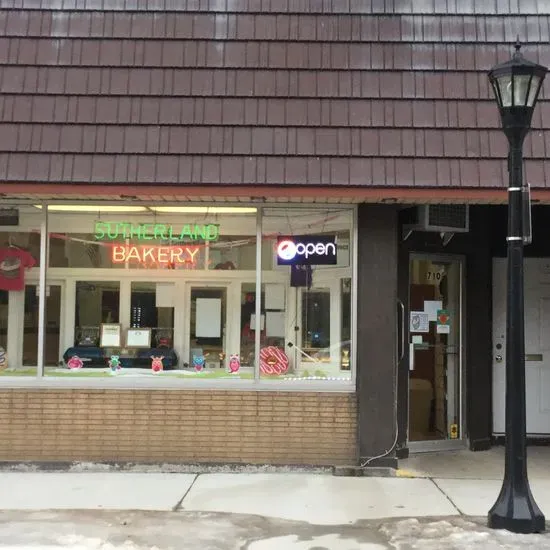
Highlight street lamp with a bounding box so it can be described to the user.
[487,42,547,534]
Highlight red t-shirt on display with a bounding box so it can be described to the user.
[0,248,36,291]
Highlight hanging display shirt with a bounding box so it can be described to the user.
[0,248,36,291]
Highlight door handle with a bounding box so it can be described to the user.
[397,299,405,362]
[495,355,503,363]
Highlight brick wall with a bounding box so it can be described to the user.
[0,390,357,466]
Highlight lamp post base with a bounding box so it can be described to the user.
[488,488,545,534]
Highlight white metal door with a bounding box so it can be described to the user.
[493,258,550,435]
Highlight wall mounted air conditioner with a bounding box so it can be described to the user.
[402,204,469,245]
[405,204,469,233]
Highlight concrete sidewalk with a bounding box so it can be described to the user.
[1,471,550,548]
[0,472,456,520]
[0,469,548,521]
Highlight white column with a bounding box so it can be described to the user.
[173,280,186,368]
[286,286,298,371]
[330,278,341,371]
[119,278,131,346]
[63,279,76,356]
[8,290,24,369]
[226,281,240,368]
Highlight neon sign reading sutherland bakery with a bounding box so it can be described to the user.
[94,222,219,242]
[112,245,200,265]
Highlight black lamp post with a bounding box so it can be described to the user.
[487,42,547,534]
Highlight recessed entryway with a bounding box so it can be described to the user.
[408,254,465,452]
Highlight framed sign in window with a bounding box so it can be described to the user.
[100,323,121,348]
[126,328,152,348]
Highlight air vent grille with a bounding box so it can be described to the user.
[427,205,468,229]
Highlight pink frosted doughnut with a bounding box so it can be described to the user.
[260,346,289,375]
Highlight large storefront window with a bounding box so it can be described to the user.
[1,204,354,384]
[258,208,353,381]
[0,206,43,376]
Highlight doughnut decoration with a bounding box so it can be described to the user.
[0,346,7,371]
[67,355,83,370]
[228,354,240,373]
[260,346,289,375]
[151,356,164,373]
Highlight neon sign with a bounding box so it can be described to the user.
[95,222,219,242]
[112,245,201,266]
[276,235,337,266]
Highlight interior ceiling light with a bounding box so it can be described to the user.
[148,206,257,213]
[34,205,148,212]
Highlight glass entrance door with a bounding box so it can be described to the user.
[408,255,463,448]
[187,286,227,372]
[23,284,62,367]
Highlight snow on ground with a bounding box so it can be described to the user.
[2,512,550,549]
[380,518,550,549]
[0,538,151,550]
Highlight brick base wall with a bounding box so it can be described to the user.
[0,390,358,466]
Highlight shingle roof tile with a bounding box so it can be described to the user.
[1,5,550,188]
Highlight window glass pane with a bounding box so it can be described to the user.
[49,208,257,271]
[187,287,229,377]
[0,206,42,376]
[301,287,331,351]
[259,208,353,381]
[131,281,174,344]
[23,284,61,367]
[75,281,120,333]
[46,206,258,379]
[341,278,352,371]
[53,281,121,374]
[210,236,256,270]
[22,285,39,367]
[240,283,258,368]
[50,233,116,268]
[27,204,353,384]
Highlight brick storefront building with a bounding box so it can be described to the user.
[1,1,550,466]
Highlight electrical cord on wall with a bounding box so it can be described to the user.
[359,300,402,468]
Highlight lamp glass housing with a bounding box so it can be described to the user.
[488,45,547,113]
[495,74,513,107]
[527,75,541,106]
[493,73,542,108]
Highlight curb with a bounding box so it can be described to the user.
[0,461,332,475]
[0,461,423,478]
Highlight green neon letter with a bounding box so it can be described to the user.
[94,222,106,240]
[154,224,167,240]
[206,224,219,241]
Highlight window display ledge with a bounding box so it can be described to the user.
[0,376,355,393]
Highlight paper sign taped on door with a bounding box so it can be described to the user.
[410,311,429,333]
[436,309,451,334]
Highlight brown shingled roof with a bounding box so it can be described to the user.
[0,1,549,191]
